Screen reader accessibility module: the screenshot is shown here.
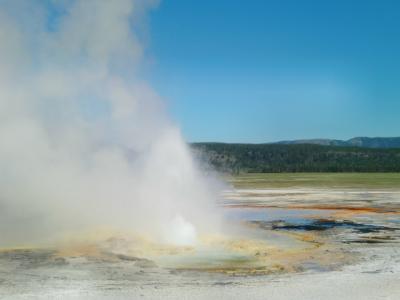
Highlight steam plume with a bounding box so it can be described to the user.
[0,0,220,246]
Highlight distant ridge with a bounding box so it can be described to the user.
[275,137,400,149]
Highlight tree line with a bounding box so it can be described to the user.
[191,143,400,173]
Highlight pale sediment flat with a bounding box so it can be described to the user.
[1,173,400,299]
[2,251,399,300]
[223,189,400,209]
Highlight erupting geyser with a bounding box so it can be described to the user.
[0,0,221,247]
[165,215,198,246]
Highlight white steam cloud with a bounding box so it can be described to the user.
[0,0,221,247]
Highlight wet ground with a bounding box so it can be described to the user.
[1,173,400,299]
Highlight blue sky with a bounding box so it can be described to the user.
[147,0,400,142]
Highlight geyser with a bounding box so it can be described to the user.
[0,0,221,247]
[165,215,198,246]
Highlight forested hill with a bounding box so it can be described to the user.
[191,143,400,173]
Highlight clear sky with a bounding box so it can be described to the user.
[147,0,400,143]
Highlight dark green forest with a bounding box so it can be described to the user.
[191,143,400,173]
